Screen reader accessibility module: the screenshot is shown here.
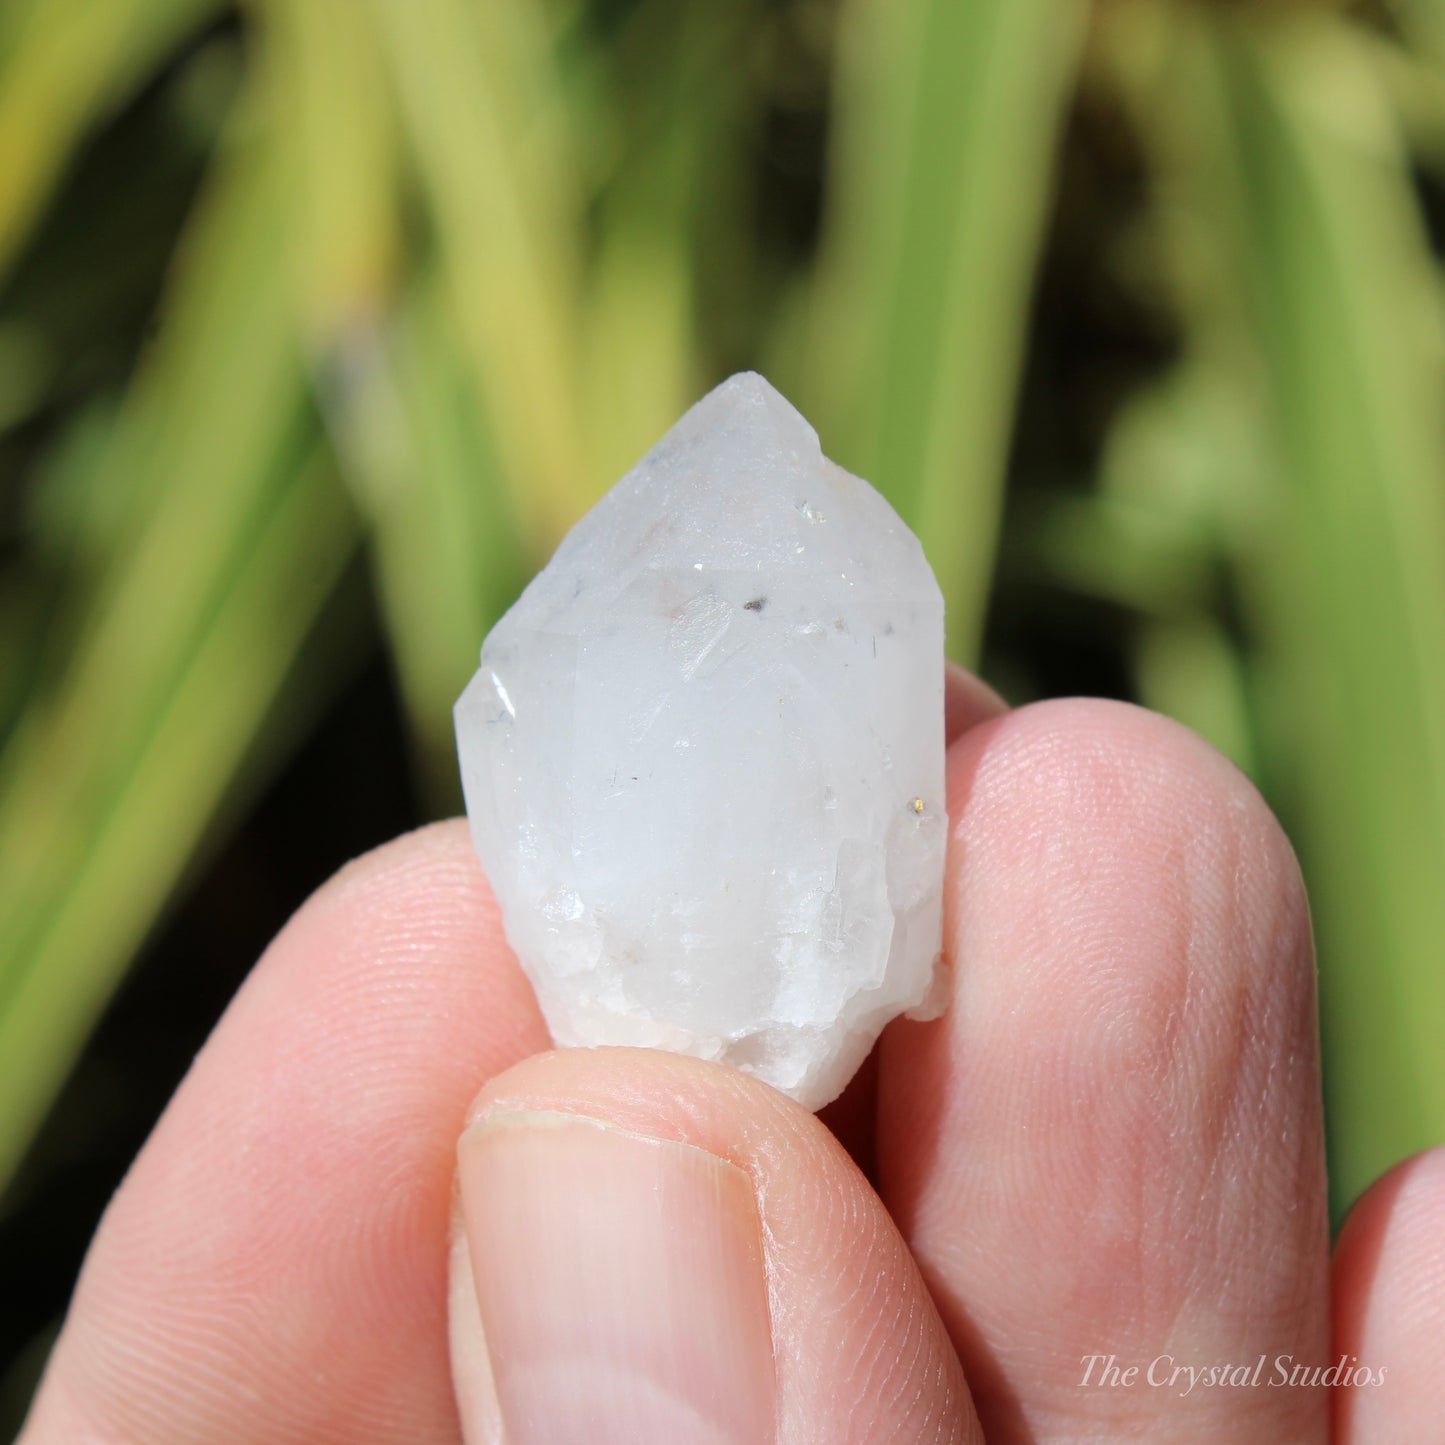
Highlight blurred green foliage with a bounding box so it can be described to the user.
[1,0,1443,1243]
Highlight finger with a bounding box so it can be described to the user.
[944,659,1007,746]
[876,698,1331,1442]
[1332,1145,1445,1441]
[449,1046,984,1445]
[21,820,548,1445]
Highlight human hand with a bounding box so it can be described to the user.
[18,674,1443,1443]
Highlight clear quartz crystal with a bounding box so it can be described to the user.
[455,373,946,1109]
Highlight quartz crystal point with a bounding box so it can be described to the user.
[455,373,946,1109]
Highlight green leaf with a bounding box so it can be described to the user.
[805,0,1087,661]
[0,448,353,1192]
[0,0,225,276]
[1152,10,1445,1213]
[367,0,589,545]
[256,0,400,340]
[576,0,748,484]
[0,116,352,1191]
[321,270,525,811]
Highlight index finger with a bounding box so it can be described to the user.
[21,820,548,1445]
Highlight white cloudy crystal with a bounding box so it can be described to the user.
[455,372,946,1109]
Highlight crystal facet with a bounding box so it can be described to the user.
[455,373,946,1108]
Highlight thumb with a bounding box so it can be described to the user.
[447,1046,981,1445]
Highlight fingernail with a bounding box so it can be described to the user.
[457,1109,777,1445]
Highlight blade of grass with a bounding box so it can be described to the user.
[575,0,761,480]
[0,0,224,276]
[0,137,304,917]
[1149,9,1445,1212]
[255,0,516,809]
[43,91,307,580]
[321,270,526,810]
[805,0,1087,660]
[1402,0,1445,66]
[1134,612,1256,776]
[0,404,113,747]
[1013,490,1216,620]
[367,0,588,547]
[1099,360,1261,773]
[1010,347,1260,772]
[256,0,399,343]
[0,94,342,1190]
[0,447,353,1190]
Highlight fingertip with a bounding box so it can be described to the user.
[1333,1145,1445,1442]
[883,697,1329,1440]
[944,661,1007,745]
[939,698,1311,1014]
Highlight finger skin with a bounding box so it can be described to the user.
[944,660,1007,746]
[877,698,1331,1442]
[1333,1145,1445,1441]
[21,821,548,1445]
[452,1047,984,1445]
